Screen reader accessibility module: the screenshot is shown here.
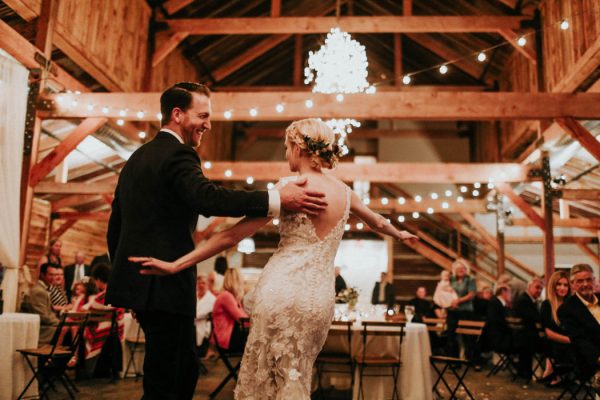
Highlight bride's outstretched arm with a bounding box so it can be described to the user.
[349,189,417,242]
[130,217,271,275]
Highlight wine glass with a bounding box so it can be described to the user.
[404,305,415,323]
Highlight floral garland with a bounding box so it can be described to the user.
[302,135,343,161]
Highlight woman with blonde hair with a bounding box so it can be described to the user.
[132,118,417,399]
[211,268,249,352]
[540,270,571,386]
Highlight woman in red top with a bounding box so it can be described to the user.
[212,268,248,352]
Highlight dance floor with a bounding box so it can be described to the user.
[46,359,563,400]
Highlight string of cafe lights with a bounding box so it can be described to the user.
[54,10,589,226]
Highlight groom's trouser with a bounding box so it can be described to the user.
[136,310,199,400]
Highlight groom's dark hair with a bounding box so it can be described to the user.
[160,82,211,126]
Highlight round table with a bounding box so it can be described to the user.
[0,313,40,400]
[321,320,432,400]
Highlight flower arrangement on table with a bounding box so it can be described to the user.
[336,287,359,310]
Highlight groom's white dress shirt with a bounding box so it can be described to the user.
[72,264,87,288]
[161,128,281,217]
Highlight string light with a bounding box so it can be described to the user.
[86,103,95,111]
[275,103,284,113]
[224,110,232,119]
[460,186,468,193]
[397,197,406,205]
[560,19,570,30]
[402,75,411,85]
[397,215,405,223]
[356,222,364,230]
[442,202,449,209]
[363,198,371,205]
[138,131,146,139]
[246,176,254,185]
[344,223,350,231]
[427,207,434,214]
[445,190,453,197]
[457,196,464,203]
[472,190,480,197]
[249,108,258,117]
[517,36,527,47]
[119,109,127,117]
[336,94,344,102]
[477,52,487,62]
[430,193,438,200]
[381,197,389,205]
[305,99,314,108]
[101,106,109,114]
[203,161,212,169]
[414,195,422,202]
[156,112,162,121]
[439,65,448,75]
[224,169,233,177]
[136,111,145,119]
[487,183,495,189]
[116,119,124,126]
[474,182,481,188]
[412,212,420,219]
[273,218,280,226]
[267,182,275,190]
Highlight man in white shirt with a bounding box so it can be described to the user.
[64,251,91,300]
[195,274,216,356]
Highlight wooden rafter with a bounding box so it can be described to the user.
[511,218,600,229]
[498,29,537,63]
[50,220,77,240]
[52,211,110,221]
[41,92,600,121]
[29,117,108,187]
[271,0,280,17]
[52,194,101,211]
[555,118,600,163]
[369,198,487,213]
[575,241,600,266]
[152,32,189,67]
[167,16,529,34]
[496,183,545,230]
[506,236,596,244]
[244,127,463,140]
[162,0,194,15]
[35,180,117,195]
[559,189,600,201]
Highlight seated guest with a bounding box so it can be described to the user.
[408,286,434,322]
[514,277,544,380]
[498,273,527,303]
[64,251,91,301]
[48,266,70,314]
[195,274,216,357]
[473,286,493,320]
[371,271,395,309]
[212,268,249,353]
[81,264,124,379]
[484,285,512,354]
[540,270,572,386]
[21,263,60,344]
[335,266,347,297]
[558,264,600,383]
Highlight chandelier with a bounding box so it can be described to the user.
[305,28,373,156]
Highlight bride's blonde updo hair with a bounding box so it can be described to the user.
[285,118,341,169]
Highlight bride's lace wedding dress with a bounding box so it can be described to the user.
[235,186,351,400]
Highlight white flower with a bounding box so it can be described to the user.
[288,368,302,381]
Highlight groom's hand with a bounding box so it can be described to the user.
[279,177,327,215]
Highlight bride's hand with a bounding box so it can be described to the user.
[399,231,419,244]
[128,256,178,276]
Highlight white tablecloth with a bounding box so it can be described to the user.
[0,313,40,400]
[322,321,432,400]
[121,313,145,378]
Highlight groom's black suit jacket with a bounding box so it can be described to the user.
[106,132,269,317]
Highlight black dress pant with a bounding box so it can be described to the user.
[136,310,199,400]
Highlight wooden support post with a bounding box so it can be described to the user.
[293,34,302,86]
[403,0,412,15]
[541,152,555,277]
[393,33,402,86]
[496,215,505,278]
[271,0,280,17]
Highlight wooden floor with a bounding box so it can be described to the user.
[54,358,565,399]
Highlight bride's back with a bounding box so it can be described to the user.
[300,173,347,240]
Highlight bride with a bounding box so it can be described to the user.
[130,118,417,399]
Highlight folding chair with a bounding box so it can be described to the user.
[316,320,354,399]
[530,322,548,382]
[124,322,145,380]
[557,368,600,400]
[487,316,521,379]
[354,320,405,400]
[422,317,447,355]
[430,319,485,400]
[209,315,250,399]
[17,312,89,400]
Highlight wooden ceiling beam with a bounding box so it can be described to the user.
[369,198,487,213]
[244,127,462,140]
[29,117,108,187]
[50,220,77,240]
[152,31,189,67]
[162,0,194,15]
[34,180,117,195]
[167,16,529,34]
[213,85,487,92]
[558,189,600,201]
[506,236,596,244]
[555,117,600,163]
[511,217,600,229]
[40,92,600,121]
[271,0,280,17]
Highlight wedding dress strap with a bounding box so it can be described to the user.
[344,186,351,220]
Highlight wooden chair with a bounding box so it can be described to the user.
[17,312,89,400]
[422,317,447,354]
[354,320,405,400]
[123,323,145,380]
[316,320,355,399]
[209,315,250,399]
[430,319,485,400]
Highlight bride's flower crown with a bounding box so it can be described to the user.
[302,135,343,163]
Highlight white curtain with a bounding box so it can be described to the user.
[0,49,29,312]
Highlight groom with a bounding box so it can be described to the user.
[106,82,327,399]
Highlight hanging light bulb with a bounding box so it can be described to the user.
[430,193,438,200]
[442,202,449,209]
[439,65,449,75]
[119,109,127,117]
[517,36,527,47]
[223,110,232,119]
[397,197,406,205]
[381,197,389,205]
[477,52,487,62]
[156,112,163,121]
[203,161,212,169]
[412,212,420,219]
[363,198,371,205]
[116,119,124,126]
[427,207,434,214]
[224,169,233,177]
[344,223,350,231]
[246,176,254,185]
[305,99,314,108]
[336,94,344,102]
[457,196,464,203]
[397,215,405,223]
[102,106,109,114]
[414,195,422,203]
[460,186,468,193]
[275,103,284,113]
[560,19,569,30]
[267,182,275,190]
[356,222,364,230]
[138,131,146,139]
[249,108,258,117]
[472,190,480,197]
[273,218,280,226]
[445,190,453,197]
[402,75,411,85]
